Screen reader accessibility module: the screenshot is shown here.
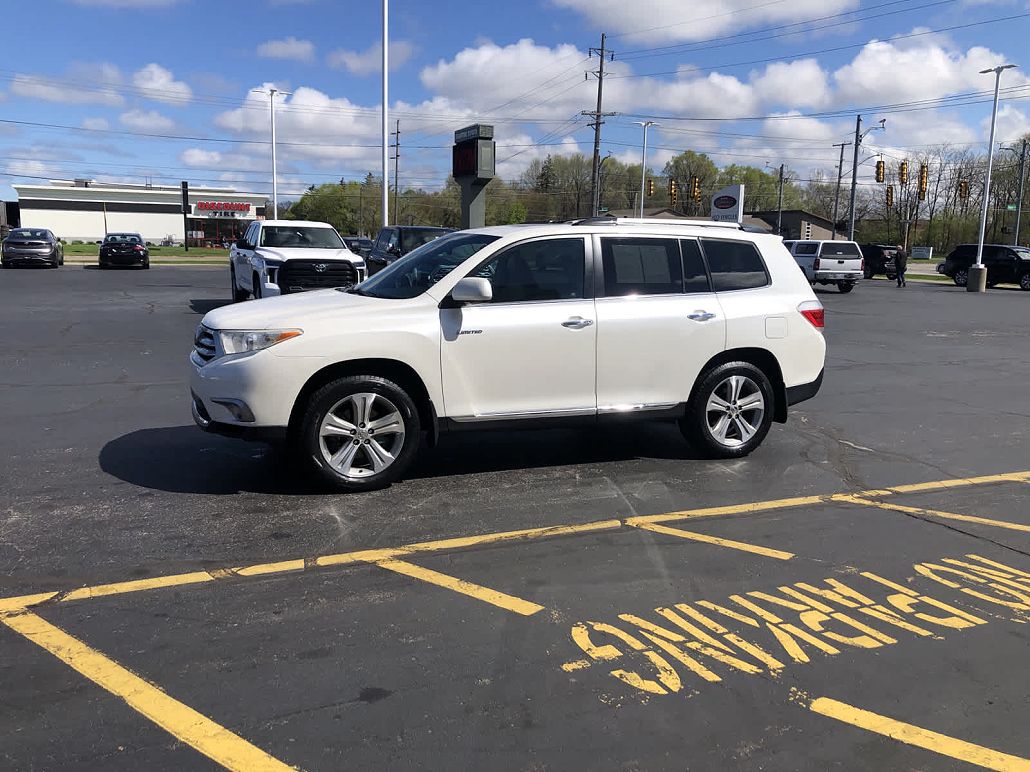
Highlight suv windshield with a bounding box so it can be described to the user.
[352,233,499,299]
[260,226,344,249]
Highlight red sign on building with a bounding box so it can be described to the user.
[196,201,251,212]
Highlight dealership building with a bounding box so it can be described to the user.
[12,180,268,246]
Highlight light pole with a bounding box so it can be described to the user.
[847,117,886,240]
[972,64,1018,292]
[382,0,389,230]
[635,120,656,218]
[252,87,291,217]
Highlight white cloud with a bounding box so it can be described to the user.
[553,0,858,43]
[119,108,174,132]
[752,60,830,109]
[257,37,316,63]
[328,41,414,75]
[181,148,223,167]
[989,105,1030,146]
[82,117,110,131]
[132,63,192,104]
[11,63,124,106]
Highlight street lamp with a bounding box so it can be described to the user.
[847,117,886,240]
[635,120,657,218]
[971,64,1018,292]
[252,87,291,218]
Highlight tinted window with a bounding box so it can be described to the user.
[104,234,142,244]
[680,240,711,293]
[1014,247,1030,260]
[819,242,861,257]
[245,224,259,245]
[401,229,449,253]
[9,229,49,240]
[702,239,770,291]
[794,242,819,255]
[602,238,681,296]
[475,238,585,303]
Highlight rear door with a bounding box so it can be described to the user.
[594,236,725,410]
[817,241,863,274]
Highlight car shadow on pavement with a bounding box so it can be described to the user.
[189,299,231,315]
[99,423,701,495]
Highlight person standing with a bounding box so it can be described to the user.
[894,244,908,287]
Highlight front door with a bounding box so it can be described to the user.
[594,236,726,410]
[440,236,596,420]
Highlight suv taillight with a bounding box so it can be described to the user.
[860,258,865,271]
[813,257,821,270]
[798,300,824,329]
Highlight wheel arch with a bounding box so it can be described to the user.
[288,358,438,444]
[691,348,788,423]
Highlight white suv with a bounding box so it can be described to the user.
[229,220,365,301]
[192,219,826,492]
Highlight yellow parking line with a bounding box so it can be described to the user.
[374,559,545,616]
[809,696,1030,771]
[632,522,794,560]
[2,472,1029,612]
[840,496,1030,534]
[0,610,294,772]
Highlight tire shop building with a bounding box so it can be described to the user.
[13,180,268,246]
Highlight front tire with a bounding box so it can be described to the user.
[230,266,247,302]
[953,268,968,287]
[300,376,421,492]
[837,281,855,293]
[681,362,774,459]
[252,272,262,300]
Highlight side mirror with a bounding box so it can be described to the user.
[388,245,402,257]
[450,277,493,304]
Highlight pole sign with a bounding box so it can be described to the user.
[452,124,497,229]
[710,185,744,224]
[180,181,189,214]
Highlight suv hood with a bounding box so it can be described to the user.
[203,289,408,330]
[257,247,360,263]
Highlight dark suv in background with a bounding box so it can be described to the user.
[367,225,455,274]
[941,243,1030,289]
[858,244,898,280]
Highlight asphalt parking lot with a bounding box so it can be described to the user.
[1,266,1029,771]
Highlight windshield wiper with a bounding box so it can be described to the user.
[342,286,374,297]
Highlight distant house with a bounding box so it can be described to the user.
[748,210,846,240]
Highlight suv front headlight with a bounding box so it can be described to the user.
[218,329,302,355]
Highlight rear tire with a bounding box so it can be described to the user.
[300,375,421,492]
[837,281,855,293]
[1020,273,1030,291]
[681,362,774,459]
[953,268,968,287]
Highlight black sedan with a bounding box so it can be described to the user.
[99,233,150,269]
[1,228,64,268]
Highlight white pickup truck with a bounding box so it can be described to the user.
[784,240,864,294]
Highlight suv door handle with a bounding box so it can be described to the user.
[687,310,716,322]
[561,316,594,329]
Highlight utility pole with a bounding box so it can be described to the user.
[1014,138,1027,246]
[831,142,851,240]
[847,115,862,241]
[583,33,616,218]
[391,119,400,226]
[381,0,389,229]
[776,164,784,235]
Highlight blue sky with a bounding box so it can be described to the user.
[2,0,1029,201]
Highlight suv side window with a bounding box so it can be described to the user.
[701,239,770,291]
[680,239,711,293]
[474,237,585,303]
[601,237,681,296]
[244,223,258,247]
[794,242,818,255]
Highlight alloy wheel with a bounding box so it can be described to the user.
[318,392,406,479]
[1021,274,1030,291]
[705,375,765,449]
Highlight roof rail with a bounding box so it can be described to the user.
[570,216,742,229]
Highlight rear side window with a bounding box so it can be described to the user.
[820,242,861,257]
[601,238,682,296]
[794,242,818,255]
[701,239,770,291]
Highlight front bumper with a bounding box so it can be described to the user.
[191,392,286,441]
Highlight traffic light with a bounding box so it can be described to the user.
[875,159,885,184]
[886,185,894,208]
[646,178,655,197]
[958,179,970,199]
[918,163,928,201]
[899,161,909,185]
[690,175,701,201]
[669,178,678,205]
